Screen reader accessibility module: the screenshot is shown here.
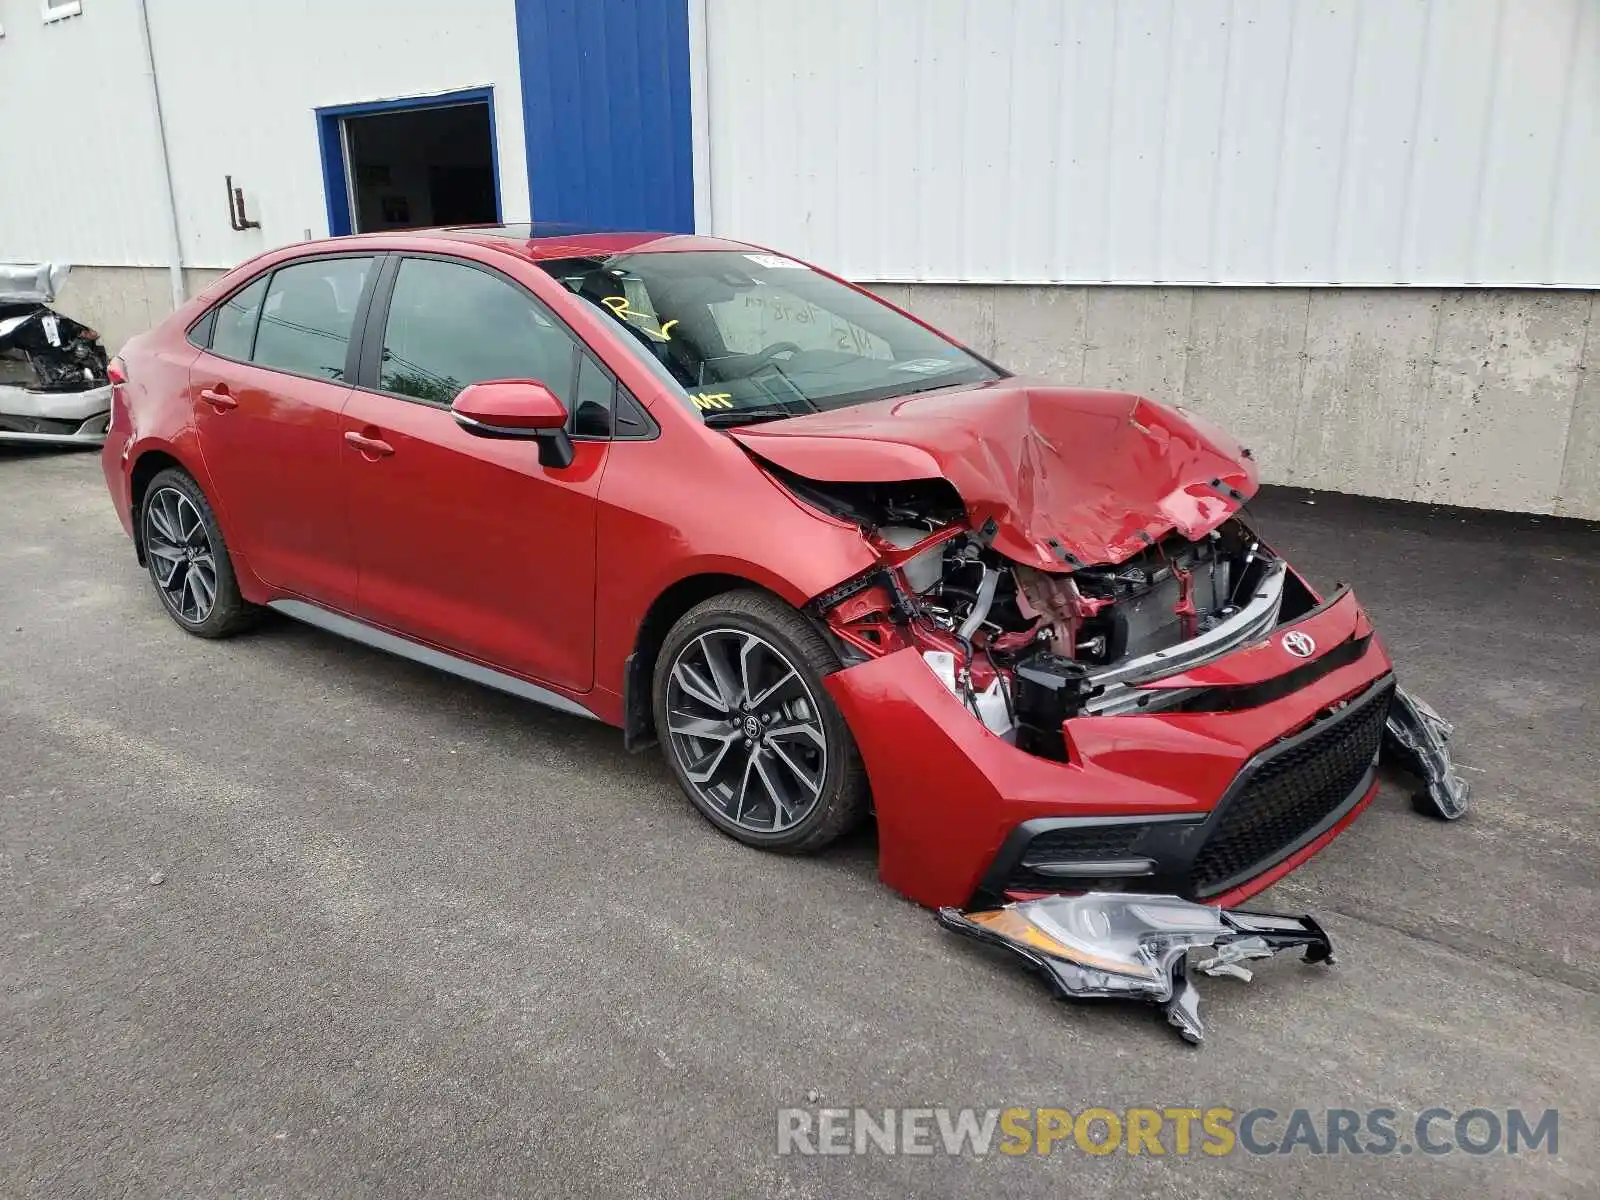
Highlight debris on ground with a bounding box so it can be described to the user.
[938,893,1334,1044]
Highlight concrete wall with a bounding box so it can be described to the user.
[875,283,1600,520]
[53,269,229,361]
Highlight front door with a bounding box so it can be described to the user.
[189,255,375,610]
[341,255,608,692]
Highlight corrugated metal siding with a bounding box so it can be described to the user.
[0,7,174,266]
[515,0,695,232]
[0,0,529,270]
[146,0,528,269]
[701,0,1600,286]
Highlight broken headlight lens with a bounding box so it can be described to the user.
[964,895,1233,986]
[938,893,1334,1044]
[1382,686,1470,820]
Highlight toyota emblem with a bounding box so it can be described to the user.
[1281,630,1316,658]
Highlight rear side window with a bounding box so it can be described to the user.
[378,257,578,406]
[208,276,268,360]
[252,257,372,380]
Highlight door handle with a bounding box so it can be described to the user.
[199,386,237,411]
[345,430,395,458]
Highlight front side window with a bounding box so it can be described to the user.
[379,258,578,407]
[540,251,1001,425]
[252,257,372,380]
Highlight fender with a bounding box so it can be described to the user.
[590,424,879,700]
[119,432,274,601]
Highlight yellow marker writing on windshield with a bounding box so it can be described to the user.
[691,392,735,411]
[602,294,677,342]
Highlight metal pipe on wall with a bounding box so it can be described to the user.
[133,0,186,311]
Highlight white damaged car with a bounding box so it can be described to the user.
[0,263,112,447]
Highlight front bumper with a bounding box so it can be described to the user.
[824,583,1395,909]
[980,673,1392,903]
[0,382,112,446]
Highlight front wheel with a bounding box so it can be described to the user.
[652,589,868,853]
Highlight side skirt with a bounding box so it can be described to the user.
[268,599,599,721]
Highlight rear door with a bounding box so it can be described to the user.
[189,255,377,610]
[340,254,610,692]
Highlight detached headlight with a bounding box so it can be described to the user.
[1383,686,1470,820]
[937,893,1334,1044]
[963,895,1231,985]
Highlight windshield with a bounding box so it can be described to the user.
[539,251,1002,423]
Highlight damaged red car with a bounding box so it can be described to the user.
[102,226,1465,912]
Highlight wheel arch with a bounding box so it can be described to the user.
[128,448,193,565]
[622,572,801,751]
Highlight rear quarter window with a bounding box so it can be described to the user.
[207,276,268,360]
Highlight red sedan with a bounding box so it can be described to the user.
[102,225,1455,912]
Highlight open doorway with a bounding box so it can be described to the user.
[317,89,500,236]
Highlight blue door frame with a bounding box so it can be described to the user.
[315,87,502,237]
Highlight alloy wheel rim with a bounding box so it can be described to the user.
[664,629,828,833]
[145,487,218,624]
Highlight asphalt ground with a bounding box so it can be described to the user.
[3,446,1596,1198]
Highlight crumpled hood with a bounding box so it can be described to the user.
[730,380,1259,570]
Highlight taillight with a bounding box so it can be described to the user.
[107,357,128,424]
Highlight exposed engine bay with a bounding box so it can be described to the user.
[718,349,1467,934]
[799,473,1321,761]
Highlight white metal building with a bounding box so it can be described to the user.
[2,0,1596,515]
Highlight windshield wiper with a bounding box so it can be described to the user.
[700,406,807,428]
[885,374,992,400]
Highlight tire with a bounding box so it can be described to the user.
[139,468,259,639]
[653,589,868,853]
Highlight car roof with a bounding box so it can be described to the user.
[306,223,760,263]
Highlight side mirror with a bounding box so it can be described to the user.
[452,379,574,468]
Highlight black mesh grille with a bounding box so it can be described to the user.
[0,412,83,436]
[1022,824,1147,863]
[1189,682,1393,896]
[1006,823,1151,891]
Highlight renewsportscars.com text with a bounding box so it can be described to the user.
[776,1106,1559,1158]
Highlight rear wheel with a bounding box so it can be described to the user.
[653,589,868,852]
[140,468,257,638]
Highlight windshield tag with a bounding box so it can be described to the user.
[891,357,956,375]
[743,253,805,270]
